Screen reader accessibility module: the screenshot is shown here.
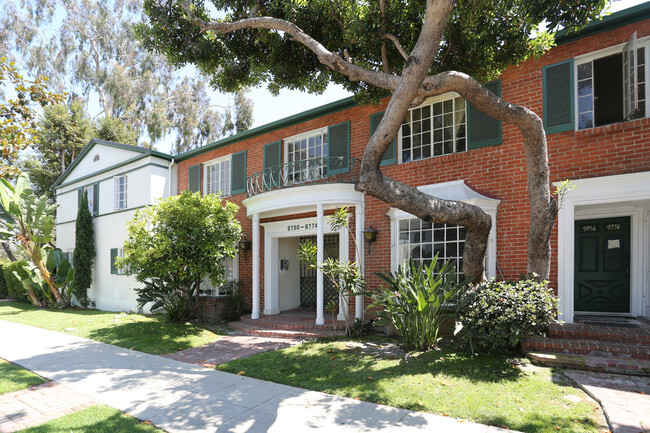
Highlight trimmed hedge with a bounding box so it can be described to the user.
[455,277,559,353]
[2,261,30,302]
[0,261,8,299]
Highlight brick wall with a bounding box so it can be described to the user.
[177,18,650,308]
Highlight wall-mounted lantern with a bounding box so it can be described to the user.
[363,226,378,255]
[239,237,252,258]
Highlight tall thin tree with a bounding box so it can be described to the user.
[72,191,95,307]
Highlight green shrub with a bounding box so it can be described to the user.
[221,280,247,322]
[371,256,461,352]
[135,279,194,322]
[2,261,30,302]
[0,261,8,298]
[455,276,559,353]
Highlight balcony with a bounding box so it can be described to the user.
[246,156,360,198]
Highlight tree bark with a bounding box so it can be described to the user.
[2,242,17,262]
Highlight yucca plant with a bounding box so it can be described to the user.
[371,256,461,352]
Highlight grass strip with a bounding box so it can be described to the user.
[17,405,165,432]
[219,339,605,433]
[0,359,46,395]
[0,301,220,354]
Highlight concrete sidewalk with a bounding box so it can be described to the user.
[0,320,511,433]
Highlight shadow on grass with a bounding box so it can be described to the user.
[85,318,210,354]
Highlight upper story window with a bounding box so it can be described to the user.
[114,175,127,211]
[576,33,646,130]
[204,156,231,197]
[284,128,328,183]
[400,94,466,163]
[78,183,98,216]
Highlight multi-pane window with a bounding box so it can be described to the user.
[79,184,97,215]
[577,47,646,130]
[114,175,127,210]
[400,95,466,163]
[398,218,467,282]
[204,156,231,197]
[285,129,328,183]
[200,256,236,297]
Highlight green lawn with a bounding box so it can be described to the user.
[0,301,221,354]
[0,359,46,394]
[219,339,606,433]
[18,405,165,432]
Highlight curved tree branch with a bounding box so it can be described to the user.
[382,33,409,61]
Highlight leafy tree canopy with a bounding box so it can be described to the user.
[137,0,607,102]
[1,0,254,154]
[0,57,63,178]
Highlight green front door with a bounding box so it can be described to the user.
[574,216,630,313]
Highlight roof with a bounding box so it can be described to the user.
[556,1,650,45]
[52,138,172,189]
[173,96,357,162]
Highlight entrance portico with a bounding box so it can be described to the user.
[243,183,365,325]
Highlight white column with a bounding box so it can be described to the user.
[316,204,325,325]
[355,203,364,320]
[252,213,260,319]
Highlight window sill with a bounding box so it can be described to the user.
[576,117,647,138]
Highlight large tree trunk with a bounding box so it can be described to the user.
[179,0,558,282]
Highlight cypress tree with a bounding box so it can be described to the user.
[72,191,95,306]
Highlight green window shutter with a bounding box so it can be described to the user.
[467,80,502,149]
[543,59,574,134]
[78,188,82,207]
[230,151,247,195]
[92,183,99,216]
[328,121,350,174]
[263,141,281,189]
[370,112,396,166]
[110,248,118,275]
[188,164,202,193]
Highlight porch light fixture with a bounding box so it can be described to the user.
[239,237,252,258]
[363,226,378,255]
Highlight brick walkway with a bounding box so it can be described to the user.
[0,381,98,433]
[161,334,304,368]
[564,370,650,433]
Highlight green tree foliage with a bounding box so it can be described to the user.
[93,116,139,147]
[2,260,30,302]
[21,101,92,200]
[0,0,254,154]
[117,191,242,321]
[0,57,64,178]
[0,261,9,298]
[137,0,606,101]
[72,191,95,307]
[0,173,72,307]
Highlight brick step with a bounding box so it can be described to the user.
[527,351,650,376]
[548,322,650,345]
[228,320,345,339]
[239,315,347,332]
[522,336,650,359]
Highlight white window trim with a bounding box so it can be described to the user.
[116,248,127,275]
[397,91,466,165]
[387,180,500,279]
[283,127,329,163]
[203,155,232,197]
[114,175,127,211]
[574,36,650,130]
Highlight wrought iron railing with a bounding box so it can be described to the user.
[246,156,360,197]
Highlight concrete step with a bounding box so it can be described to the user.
[228,320,345,339]
[522,336,650,359]
[548,322,650,345]
[527,351,650,376]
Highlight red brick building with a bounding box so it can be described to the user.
[56,3,650,324]
[169,3,650,325]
